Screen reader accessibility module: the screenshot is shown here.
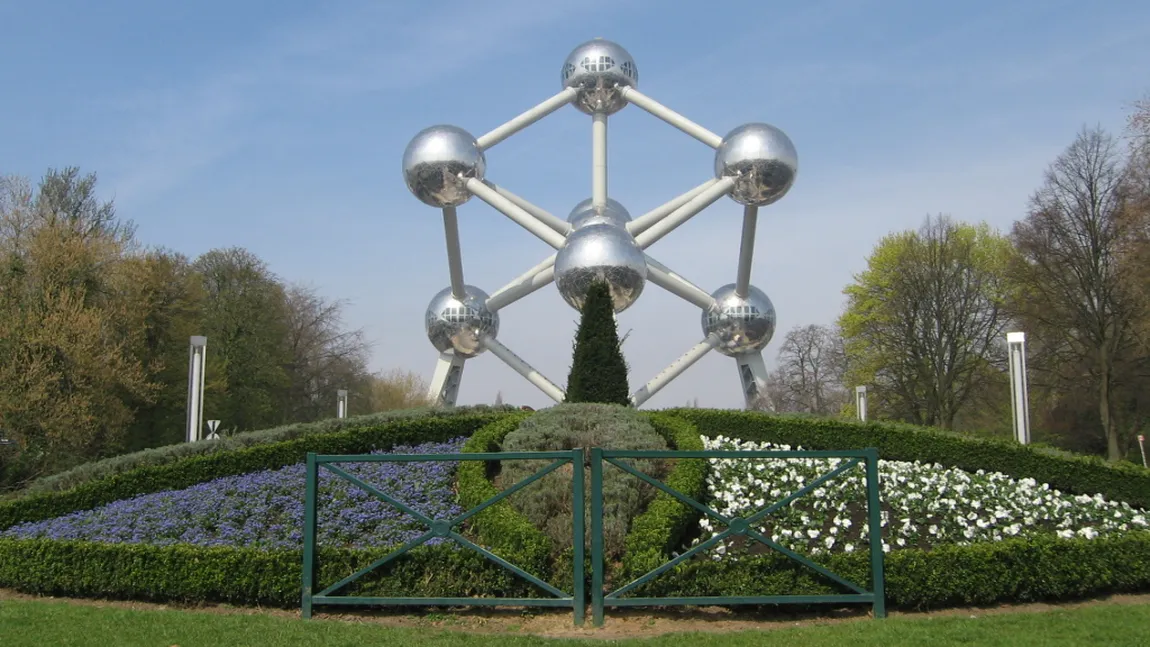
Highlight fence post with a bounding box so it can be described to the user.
[864,448,886,618]
[301,452,318,619]
[590,447,605,627]
[572,448,586,625]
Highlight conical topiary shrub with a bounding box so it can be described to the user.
[565,280,630,405]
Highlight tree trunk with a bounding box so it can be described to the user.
[1100,349,1120,462]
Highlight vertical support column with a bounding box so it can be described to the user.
[336,390,348,419]
[592,112,608,208]
[1007,332,1030,445]
[442,206,466,300]
[301,452,319,619]
[427,352,466,406]
[590,447,605,627]
[856,386,869,422]
[734,205,759,298]
[186,336,207,443]
[864,448,886,619]
[572,448,586,626]
[735,352,770,410]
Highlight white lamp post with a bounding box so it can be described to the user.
[855,386,868,422]
[186,336,207,443]
[1007,332,1031,445]
[337,390,348,419]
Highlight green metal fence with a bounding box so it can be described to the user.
[589,447,886,626]
[300,449,585,624]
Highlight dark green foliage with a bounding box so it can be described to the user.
[626,531,1150,610]
[669,409,1150,508]
[0,410,513,531]
[501,404,667,558]
[621,413,707,579]
[565,281,629,405]
[21,405,512,495]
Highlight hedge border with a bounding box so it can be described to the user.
[0,412,513,531]
[669,409,1150,509]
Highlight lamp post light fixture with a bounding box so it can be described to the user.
[855,386,868,422]
[1007,331,1031,445]
[186,336,207,443]
[337,390,348,419]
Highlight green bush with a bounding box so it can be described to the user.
[501,404,668,558]
[669,409,1150,508]
[0,411,512,531]
[565,281,630,405]
[22,405,513,495]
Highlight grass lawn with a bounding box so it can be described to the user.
[2,598,1150,646]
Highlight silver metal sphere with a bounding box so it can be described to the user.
[567,197,632,230]
[702,283,777,357]
[561,38,638,115]
[402,125,485,208]
[555,224,647,312]
[714,123,798,207]
[425,285,499,358]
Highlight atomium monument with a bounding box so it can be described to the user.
[403,38,797,408]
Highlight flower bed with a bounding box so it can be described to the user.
[700,435,1150,559]
[1,439,466,550]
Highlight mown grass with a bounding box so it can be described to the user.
[1,598,1149,646]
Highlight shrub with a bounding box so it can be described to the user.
[0,412,511,531]
[22,405,512,495]
[669,409,1150,509]
[500,404,667,558]
[565,281,629,405]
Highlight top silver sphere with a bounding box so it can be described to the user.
[567,197,632,230]
[701,283,777,357]
[714,123,798,207]
[561,38,638,115]
[554,223,647,313]
[402,125,485,208]
[425,285,499,358]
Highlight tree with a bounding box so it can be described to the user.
[839,215,1012,429]
[765,324,849,416]
[365,369,432,412]
[565,281,630,405]
[1009,127,1144,461]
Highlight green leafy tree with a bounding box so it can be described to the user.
[839,215,1013,430]
[565,281,630,405]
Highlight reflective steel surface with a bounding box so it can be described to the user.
[567,197,632,229]
[701,283,777,356]
[425,285,499,358]
[403,125,486,208]
[555,223,647,312]
[561,38,638,115]
[714,123,798,207]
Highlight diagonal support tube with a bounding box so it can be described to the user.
[441,206,466,299]
[484,181,571,236]
[481,334,565,402]
[592,112,608,208]
[634,176,736,249]
[476,87,577,150]
[466,178,568,249]
[735,205,758,298]
[486,254,557,312]
[627,179,720,236]
[645,256,715,310]
[631,334,720,406]
[621,87,723,149]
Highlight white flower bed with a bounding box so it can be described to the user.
[699,435,1149,560]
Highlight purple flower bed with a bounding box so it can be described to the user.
[0,438,467,550]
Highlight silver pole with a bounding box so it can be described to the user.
[632,335,720,406]
[481,335,565,402]
[592,112,608,208]
[627,179,719,236]
[187,336,207,443]
[465,178,568,249]
[1007,332,1031,444]
[442,206,466,300]
[336,389,348,419]
[620,87,723,148]
[855,385,868,422]
[476,87,577,150]
[734,205,759,299]
[634,177,735,249]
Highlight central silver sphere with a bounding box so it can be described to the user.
[567,197,632,230]
[702,283,777,357]
[714,123,798,207]
[561,38,638,115]
[402,125,485,208]
[425,285,499,358]
[555,224,647,312]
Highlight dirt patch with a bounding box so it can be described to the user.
[3,589,1149,639]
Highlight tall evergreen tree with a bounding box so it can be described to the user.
[565,281,630,405]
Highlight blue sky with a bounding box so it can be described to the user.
[2,0,1148,411]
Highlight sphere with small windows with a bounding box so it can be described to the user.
[403,125,485,208]
[714,123,798,207]
[567,197,632,230]
[701,283,776,356]
[425,285,499,358]
[555,224,647,312]
[561,38,638,115]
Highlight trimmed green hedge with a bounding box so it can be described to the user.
[670,409,1150,509]
[0,412,513,531]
